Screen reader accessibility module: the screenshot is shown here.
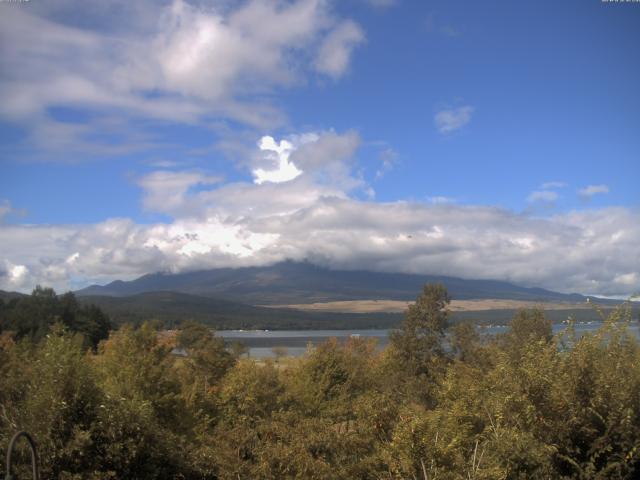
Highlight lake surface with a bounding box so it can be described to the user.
[218,321,640,358]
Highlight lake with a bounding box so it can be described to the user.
[218,321,640,358]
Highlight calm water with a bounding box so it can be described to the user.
[219,322,640,358]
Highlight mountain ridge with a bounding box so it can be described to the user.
[76,261,595,305]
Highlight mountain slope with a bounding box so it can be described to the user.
[77,261,590,305]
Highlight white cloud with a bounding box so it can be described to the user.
[314,20,365,79]
[579,184,609,198]
[434,106,474,134]
[527,190,559,203]
[253,136,304,185]
[143,219,279,259]
[0,260,31,291]
[138,170,221,217]
[146,159,187,169]
[527,182,567,205]
[289,130,361,187]
[614,272,638,286]
[2,140,639,301]
[130,130,364,223]
[427,196,456,205]
[2,123,636,297]
[250,130,362,187]
[0,0,365,158]
[540,181,567,190]
[154,0,329,99]
[1,203,638,297]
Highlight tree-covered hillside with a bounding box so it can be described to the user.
[79,290,403,329]
[0,286,111,348]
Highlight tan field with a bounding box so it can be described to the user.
[263,299,592,313]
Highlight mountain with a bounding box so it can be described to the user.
[3,264,625,331]
[77,261,591,305]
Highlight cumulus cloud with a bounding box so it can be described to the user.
[527,190,559,203]
[134,130,363,221]
[0,0,364,158]
[1,125,638,298]
[2,2,635,301]
[1,203,638,297]
[434,106,474,134]
[1,123,636,297]
[155,0,330,99]
[289,130,361,190]
[253,136,304,185]
[0,260,31,291]
[314,20,365,79]
[579,184,610,198]
[138,170,222,217]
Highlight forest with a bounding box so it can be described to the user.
[1,284,639,479]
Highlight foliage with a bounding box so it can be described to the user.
[1,284,639,479]
[0,287,111,348]
[386,283,451,405]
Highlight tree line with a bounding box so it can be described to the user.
[1,284,639,479]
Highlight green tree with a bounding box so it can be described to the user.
[0,325,104,478]
[0,287,111,348]
[93,322,193,478]
[386,283,451,404]
[175,321,235,410]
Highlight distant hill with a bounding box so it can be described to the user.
[78,291,402,330]
[77,261,592,305]
[6,262,624,330]
[0,290,27,302]
[2,283,626,330]
[77,291,623,330]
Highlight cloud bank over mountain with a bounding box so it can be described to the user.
[2,131,638,297]
[0,1,637,298]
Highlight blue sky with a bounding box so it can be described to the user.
[0,0,638,296]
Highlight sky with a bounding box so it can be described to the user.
[0,0,638,297]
